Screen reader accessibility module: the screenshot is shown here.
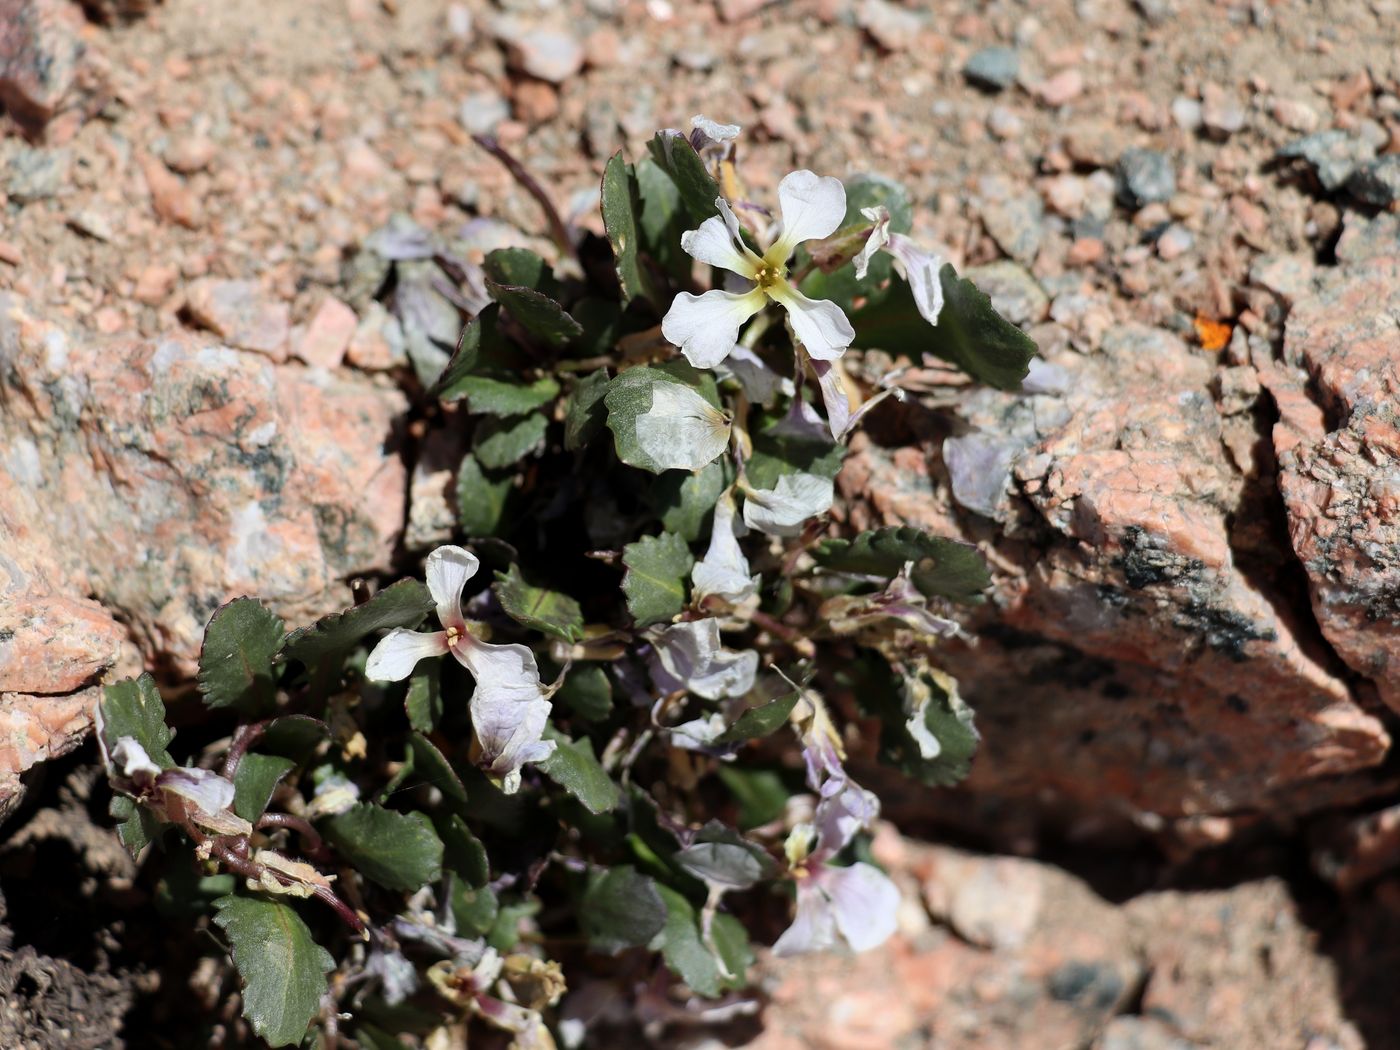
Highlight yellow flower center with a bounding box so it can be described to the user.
[445,625,462,645]
[753,262,784,290]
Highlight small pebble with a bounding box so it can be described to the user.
[1036,69,1084,106]
[1156,223,1194,260]
[1346,155,1400,208]
[987,106,1023,139]
[1170,96,1202,131]
[964,46,1019,92]
[1116,147,1175,208]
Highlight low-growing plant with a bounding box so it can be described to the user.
[97,117,1036,1047]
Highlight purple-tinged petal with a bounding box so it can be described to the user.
[772,880,839,957]
[111,737,161,779]
[648,620,759,700]
[822,861,901,953]
[461,640,556,793]
[886,233,945,325]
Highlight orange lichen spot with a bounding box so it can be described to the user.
[1194,315,1232,352]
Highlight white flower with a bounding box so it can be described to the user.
[692,492,759,604]
[647,619,759,700]
[635,382,732,471]
[741,473,835,537]
[662,171,855,368]
[365,545,556,793]
[772,783,899,957]
[691,114,741,143]
[858,205,945,326]
[110,737,161,779]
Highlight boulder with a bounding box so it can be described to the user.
[0,295,408,689]
[841,317,1389,825]
[1268,257,1400,712]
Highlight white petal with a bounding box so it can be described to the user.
[812,359,854,441]
[854,205,892,280]
[692,492,759,603]
[111,737,161,779]
[159,765,237,816]
[669,713,728,751]
[365,628,450,681]
[426,545,479,631]
[648,619,759,700]
[772,880,839,957]
[691,115,741,142]
[772,283,855,361]
[461,639,556,790]
[742,473,835,537]
[681,205,759,278]
[887,233,945,325]
[635,383,732,471]
[661,288,766,369]
[769,170,847,261]
[824,862,901,953]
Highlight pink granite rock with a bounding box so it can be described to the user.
[184,278,289,359]
[1270,257,1400,712]
[0,0,88,131]
[840,320,1389,823]
[0,294,408,683]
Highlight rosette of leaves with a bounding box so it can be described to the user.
[95,125,1035,1047]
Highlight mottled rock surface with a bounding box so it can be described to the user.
[1270,257,1400,712]
[841,317,1389,822]
[0,295,408,684]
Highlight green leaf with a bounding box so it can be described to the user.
[746,411,845,489]
[621,532,694,627]
[493,564,585,643]
[714,692,799,747]
[405,663,442,733]
[656,886,750,998]
[213,895,334,1048]
[456,454,513,537]
[854,661,979,787]
[483,248,559,296]
[484,250,582,350]
[472,412,549,470]
[538,727,619,814]
[197,597,285,714]
[444,373,560,416]
[647,131,723,226]
[556,664,612,721]
[99,674,173,769]
[636,156,691,282]
[355,1025,413,1050]
[260,715,330,762]
[601,151,654,305]
[581,865,667,954]
[321,804,444,892]
[850,263,1037,390]
[716,767,790,830]
[604,361,727,474]
[111,794,162,855]
[433,305,520,399]
[439,814,490,887]
[233,753,296,823]
[451,878,499,938]
[813,526,990,603]
[675,840,772,889]
[280,579,435,667]
[407,732,468,807]
[564,369,611,451]
[651,458,732,541]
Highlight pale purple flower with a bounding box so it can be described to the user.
[741,473,835,538]
[772,783,899,958]
[662,171,856,368]
[365,545,556,793]
[647,619,759,700]
[104,735,253,837]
